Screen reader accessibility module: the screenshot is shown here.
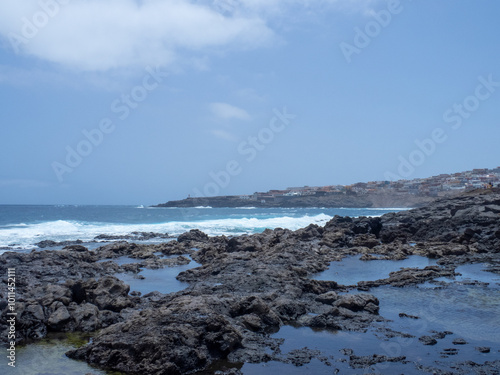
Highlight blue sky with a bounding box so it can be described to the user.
[0,0,499,205]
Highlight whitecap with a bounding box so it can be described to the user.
[0,214,333,250]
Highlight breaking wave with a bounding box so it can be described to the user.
[0,214,332,250]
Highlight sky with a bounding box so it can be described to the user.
[0,0,499,205]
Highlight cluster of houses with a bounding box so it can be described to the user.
[242,167,500,201]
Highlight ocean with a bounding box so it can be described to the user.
[0,205,405,253]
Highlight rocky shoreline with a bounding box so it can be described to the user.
[1,189,500,374]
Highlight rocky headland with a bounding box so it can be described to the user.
[153,191,458,209]
[1,189,499,374]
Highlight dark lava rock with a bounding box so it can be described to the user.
[380,189,500,254]
[399,312,419,319]
[340,348,354,356]
[358,266,456,288]
[453,338,468,345]
[63,245,89,252]
[431,331,452,340]
[315,291,338,305]
[476,346,491,353]
[284,348,321,366]
[334,293,379,314]
[349,354,406,368]
[35,239,83,248]
[177,229,209,243]
[68,301,244,375]
[81,276,134,312]
[214,368,243,375]
[441,348,459,357]
[419,336,438,345]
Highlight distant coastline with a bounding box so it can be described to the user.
[154,167,500,209]
[152,190,459,209]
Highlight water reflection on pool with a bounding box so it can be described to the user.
[269,256,500,374]
[5,333,122,375]
[437,263,500,286]
[313,255,438,285]
[115,256,201,295]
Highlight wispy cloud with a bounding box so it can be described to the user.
[209,102,251,121]
[235,88,268,103]
[210,129,239,142]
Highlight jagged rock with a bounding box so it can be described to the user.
[441,348,459,356]
[177,229,209,243]
[453,338,468,345]
[349,354,407,368]
[399,312,419,319]
[334,294,379,314]
[357,266,456,288]
[63,245,89,252]
[315,291,338,305]
[476,346,490,353]
[84,277,134,312]
[272,299,307,321]
[48,305,71,329]
[285,348,321,366]
[68,309,243,375]
[419,336,438,345]
[38,284,73,306]
[69,303,101,331]
[25,304,45,321]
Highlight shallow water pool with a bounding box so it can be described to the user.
[115,256,201,295]
[4,333,122,375]
[313,255,438,285]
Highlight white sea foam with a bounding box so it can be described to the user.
[0,214,332,250]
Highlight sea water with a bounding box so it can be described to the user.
[0,205,403,252]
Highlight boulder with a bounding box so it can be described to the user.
[315,291,338,305]
[419,336,438,345]
[177,229,209,243]
[85,277,134,312]
[48,305,71,329]
[335,294,379,314]
[69,303,101,331]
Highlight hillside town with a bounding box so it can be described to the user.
[243,167,500,202]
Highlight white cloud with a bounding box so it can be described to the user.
[0,0,275,71]
[0,0,380,72]
[209,102,251,121]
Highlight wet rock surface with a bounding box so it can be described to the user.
[348,354,408,368]
[1,189,500,374]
